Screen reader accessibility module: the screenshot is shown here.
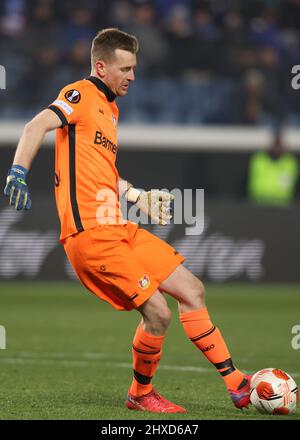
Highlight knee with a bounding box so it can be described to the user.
[138,291,173,335]
[155,306,172,331]
[144,305,172,335]
[183,277,206,310]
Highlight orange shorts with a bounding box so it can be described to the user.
[64,221,184,311]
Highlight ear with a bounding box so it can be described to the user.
[95,60,106,79]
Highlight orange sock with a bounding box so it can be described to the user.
[180,308,245,390]
[129,324,164,397]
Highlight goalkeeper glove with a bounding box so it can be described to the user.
[126,187,174,225]
[4,165,32,210]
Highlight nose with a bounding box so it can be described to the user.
[128,68,135,82]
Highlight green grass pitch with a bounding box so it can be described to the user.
[0,281,299,420]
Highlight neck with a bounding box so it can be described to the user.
[91,72,114,93]
[87,74,117,102]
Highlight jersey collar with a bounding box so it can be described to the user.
[86,76,116,102]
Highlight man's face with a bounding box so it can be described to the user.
[96,49,136,97]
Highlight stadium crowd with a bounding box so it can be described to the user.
[0,0,299,125]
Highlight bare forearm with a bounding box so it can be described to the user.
[118,177,141,202]
[13,122,47,169]
[12,109,62,170]
[118,179,174,225]
[4,109,61,211]
[118,178,131,198]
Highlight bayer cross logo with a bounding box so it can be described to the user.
[64,89,81,103]
[138,275,150,290]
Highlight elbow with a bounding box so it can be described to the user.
[24,120,37,132]
[23,121,35,134]
[23,119,46,137]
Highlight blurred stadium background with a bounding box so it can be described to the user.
[0,0,300,420]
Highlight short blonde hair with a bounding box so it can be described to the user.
[91,28,139,65]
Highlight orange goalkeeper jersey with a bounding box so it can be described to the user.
[48,76,126,243]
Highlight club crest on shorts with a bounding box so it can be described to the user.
[64,89,81,103]
[138,275,150,290]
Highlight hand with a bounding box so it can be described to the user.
[4,165,32,210]
[127,188,174,225]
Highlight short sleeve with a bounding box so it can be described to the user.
[48,86,84,127]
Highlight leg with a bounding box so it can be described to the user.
[138,289,172,336]
[160,264,251,409]
[126,290,186,413]
[129,227,250,409]
[159,263,206,313]
[128,290,170,396]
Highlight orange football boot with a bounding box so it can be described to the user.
[126,388,187,413]
[228,375,253,409]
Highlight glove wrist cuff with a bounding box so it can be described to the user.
[10,164,28,178]
[126,187,142,204]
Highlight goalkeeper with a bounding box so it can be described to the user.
[4,28,251,413]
